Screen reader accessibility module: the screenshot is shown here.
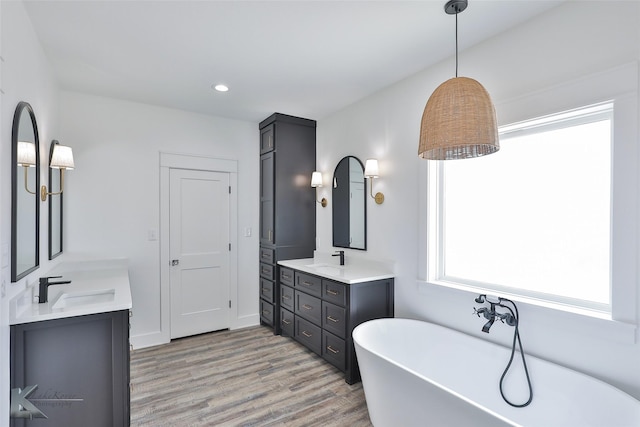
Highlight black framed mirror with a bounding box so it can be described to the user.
[332,156,366,250]
[49,140,63,259]
[11,101,40,282]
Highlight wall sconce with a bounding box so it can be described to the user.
[17,141,37,195]
[40,143,74,201]
[364,159,384,205]
[311,171,328,207]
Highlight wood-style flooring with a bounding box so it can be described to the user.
[130,325,373,426]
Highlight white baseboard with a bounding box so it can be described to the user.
[231,314,260,330]
[131,331,169,350]
[132,315,261,349]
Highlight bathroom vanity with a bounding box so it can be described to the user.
[9,259,132,427]
[277,257,394,384]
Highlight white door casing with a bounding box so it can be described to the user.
[151,152,238,349]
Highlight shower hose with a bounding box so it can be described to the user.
[498,298,533,408]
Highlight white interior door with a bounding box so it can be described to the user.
[170,168,230,339]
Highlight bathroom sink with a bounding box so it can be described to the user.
[52,289,116,310]
[315,266,344,276]
[304,263,343,269]
[302,263,345,276]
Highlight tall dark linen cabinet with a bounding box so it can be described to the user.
[259,113,316,333]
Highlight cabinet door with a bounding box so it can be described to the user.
[260,152,275,245]
[280,284,294,311]
[295,291,322,326]
[260,278,274,303]
[260,123,275,154]
[260,299,274,326]
[10,311,129,427]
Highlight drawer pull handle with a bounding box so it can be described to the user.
[302,331,312,338]
[326,289,339,296]
[302,281,314,287]
[282,319,291,325]
[327,316,339,323]
[262,287,270,293]
[262,310,271,316]
[282,295,291,300]
[327,345,340,354]
[282,274,291,280]
[261,253,270,258]
[302,304,313,310]
[262,269,270,275]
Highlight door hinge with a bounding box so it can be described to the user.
[229,186,231,194]
[229,243,231,251]
[229,300,231,308]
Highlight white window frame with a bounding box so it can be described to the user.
[433,102,613,313]
[418,63,638,343]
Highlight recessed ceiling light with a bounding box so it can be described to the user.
[213,84,229,92]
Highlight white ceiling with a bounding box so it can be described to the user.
[23,0,564,122]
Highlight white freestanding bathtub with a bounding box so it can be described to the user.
[353,318,640,427]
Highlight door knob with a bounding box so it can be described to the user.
[171,259,179,266]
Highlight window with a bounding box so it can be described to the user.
[428,103,614,313]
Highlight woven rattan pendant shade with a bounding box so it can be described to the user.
[419,76,499,160]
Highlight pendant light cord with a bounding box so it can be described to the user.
[455,11,459,77]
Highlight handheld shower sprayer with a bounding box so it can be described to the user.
[472,293,533,408]
[474,294,486,304]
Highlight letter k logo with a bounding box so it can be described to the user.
[10,385,48,419]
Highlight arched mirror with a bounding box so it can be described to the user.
[332,156,366,250]
[11,101,40,282]
[49,140,63,259]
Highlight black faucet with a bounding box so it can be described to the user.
[473,295,516,333]
[38,276,72,303]
[332,250,345,266]
[483,303,497,333]
[474,306,496,333]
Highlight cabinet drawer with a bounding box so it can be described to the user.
[280,267,294,286]
[295,316,321,356]
[323,280,347,307]
[260,300,274,326]
[260,278,274,303]
[260,263,274,280]
[259,247,274,264]
[295,291,321,326]
[322,331,346,371]
[280,284,294,311]
[322,301,347,339]
[280,308,294,337]
[295,272,322,298]
[260,123,275,154]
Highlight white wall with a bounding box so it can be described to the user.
[317,1,640,399]
[1,1,61,421]
[59,91,259,348]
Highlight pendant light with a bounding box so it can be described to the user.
[418,0,499,160]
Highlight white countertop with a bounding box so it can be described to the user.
[278,257,394,284]
[9,259,132,325]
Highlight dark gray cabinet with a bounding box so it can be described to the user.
[258,113,316,332]
[10,310,130,427]
[279,266,394,384]
[260,152,275,246]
